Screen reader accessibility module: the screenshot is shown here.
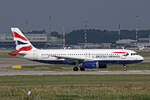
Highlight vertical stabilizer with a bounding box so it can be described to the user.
[9,28,36,55]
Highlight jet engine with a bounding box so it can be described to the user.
[82,61,107,68]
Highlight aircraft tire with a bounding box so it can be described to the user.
[73,67,79,71]
[123,64,127,71]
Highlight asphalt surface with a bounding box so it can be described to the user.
[0,57,149,76]
[1,70,150,76]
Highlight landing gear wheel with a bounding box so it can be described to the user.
[123,64,127,71]
[80,67,85,71]
[73,67,79,71]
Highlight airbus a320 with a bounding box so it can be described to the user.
[9,28,144,71]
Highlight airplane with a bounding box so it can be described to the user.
[8,27,144,71]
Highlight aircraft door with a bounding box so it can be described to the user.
[121,55,126,59]
[32,50,39,60]
[121,53,129,59]
[85,52,91,59]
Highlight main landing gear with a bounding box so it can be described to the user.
[73,62,85,71]
[73,67,79,71]
[123,64,127,71]
[80,67,85,71]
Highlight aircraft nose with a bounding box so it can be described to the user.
[139,56,144,61]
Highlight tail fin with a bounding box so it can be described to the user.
[9,28,36,56]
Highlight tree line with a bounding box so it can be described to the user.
[50,29,150,44]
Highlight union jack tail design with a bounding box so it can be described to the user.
[9,28,36,56]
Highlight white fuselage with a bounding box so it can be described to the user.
[24,49,144,64]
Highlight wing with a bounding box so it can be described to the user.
[54,55,89,63]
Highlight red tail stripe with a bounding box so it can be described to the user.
[13,32,27,41]
[8,53,17,56]
[11,45,32,53]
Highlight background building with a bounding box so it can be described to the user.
[0,31,62,49]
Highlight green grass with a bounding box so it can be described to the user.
[22,64,73,71]
[138,51,150,57]
[0,75,150,100]
[107,62,150,70]
[21,62,150,71]
[0,52,15,58]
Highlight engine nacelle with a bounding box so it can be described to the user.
[82,61,107,68]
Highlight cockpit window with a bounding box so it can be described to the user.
[131,53,138,55]
[123,53,129,56]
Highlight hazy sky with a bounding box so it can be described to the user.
[0,0,150,33]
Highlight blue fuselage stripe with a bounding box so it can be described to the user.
[33,60,143,65]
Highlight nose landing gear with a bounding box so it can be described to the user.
[123,64,127,71]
